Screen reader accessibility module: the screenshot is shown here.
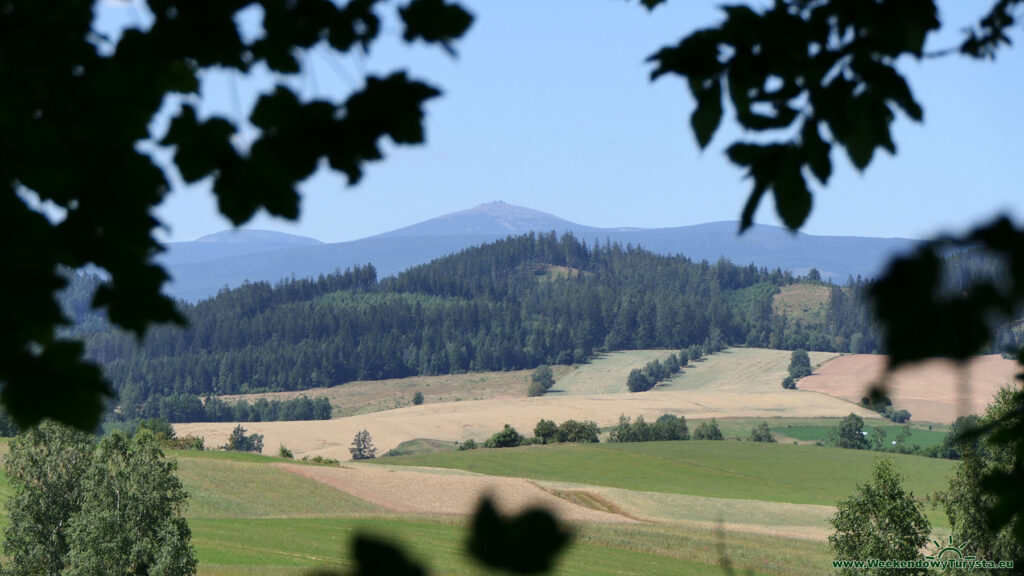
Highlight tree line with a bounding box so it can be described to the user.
[73,233,889,418]
[56,233,1022,428]
[122,393,333,425]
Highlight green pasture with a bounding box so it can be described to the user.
[771,424,947,448]
[381,441,953,520]
[191,517,780,576]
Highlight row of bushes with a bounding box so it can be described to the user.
[609,414,690,442]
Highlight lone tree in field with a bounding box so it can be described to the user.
[350,430,377,460]
[832,413,869,450]
[830,458,930,576]
[788,349,812,379]
[412,391,424,406]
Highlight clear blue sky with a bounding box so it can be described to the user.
[101,1,1024,243]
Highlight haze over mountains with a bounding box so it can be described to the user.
[158,201,917,302]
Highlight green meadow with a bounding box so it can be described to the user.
[771,424,948,448]
[381,441,953,508]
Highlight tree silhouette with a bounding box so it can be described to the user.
[1,0,472,430]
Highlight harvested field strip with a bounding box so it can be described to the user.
[275,462,635,524]
[552,350,680,395]
[656,348,840,392]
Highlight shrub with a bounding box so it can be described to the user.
[167,434,205,450]
[652,414,689,441]
[749,421,776,442]
[412,391,424,405]
[626,368,654,392]
[693,419,724,440]
[532,365,555,390]
[527,380,547,397]
[555,420,599,443]
[278,444,294,459]
[486,424,524,448]
[301,455,341,466]
[223,424,264,453]
[458,439,478,451]
[534,419,558,444]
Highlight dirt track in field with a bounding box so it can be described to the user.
[274,462,634,524]
[798,354,1020,423]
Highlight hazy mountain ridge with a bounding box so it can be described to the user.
[160,201,918,302]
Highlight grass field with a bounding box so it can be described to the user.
[772,284,831,325]
[380,441,954,528]
[771,424,947,449]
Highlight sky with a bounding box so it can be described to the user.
[99,1,1024,243]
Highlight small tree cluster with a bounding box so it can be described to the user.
[485,425,524,448]
[609,414,689,442]
[529,365,556,397]
[134,417,204,450]
[532,419,598,444]
[223,425,264,453]
[555,420,600,443]
[693,419,724,440]
[749,421,776,442]
[350,430,377,460]
[859,395,912,423]
[626,356,683,393]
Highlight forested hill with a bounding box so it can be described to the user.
[79,232,877,419]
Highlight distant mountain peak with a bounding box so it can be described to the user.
[375,201,589,238]
[193,229,323,245]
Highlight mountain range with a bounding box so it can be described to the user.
[158,201,917,302]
